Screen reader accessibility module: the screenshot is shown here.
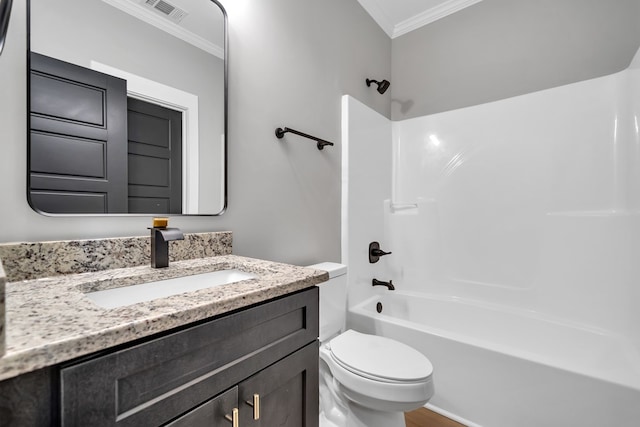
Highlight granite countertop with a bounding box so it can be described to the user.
[0,255,328,382]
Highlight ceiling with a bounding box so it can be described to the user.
[106,0,483,54]
[357,0,483,38]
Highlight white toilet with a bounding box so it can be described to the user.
[308,262,434,427]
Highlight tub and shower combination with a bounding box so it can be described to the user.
[342,47,640,426]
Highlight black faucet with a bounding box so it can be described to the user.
[372,278,395,290]
[150,226,184,268]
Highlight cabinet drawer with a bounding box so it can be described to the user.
[61,287,318,426]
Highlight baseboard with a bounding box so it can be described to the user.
[425,403,483,427]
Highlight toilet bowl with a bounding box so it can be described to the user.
[309,262,434,427]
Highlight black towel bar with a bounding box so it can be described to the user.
[275,127,334,150]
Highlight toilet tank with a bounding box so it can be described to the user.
[307,262,348,341]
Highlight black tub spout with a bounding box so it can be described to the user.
[372,278,395,290]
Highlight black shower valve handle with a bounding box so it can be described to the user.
[369,241,392,263]
[371,248,391,257]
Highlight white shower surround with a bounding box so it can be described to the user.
[341,49,640,426]
[390,53,640,347]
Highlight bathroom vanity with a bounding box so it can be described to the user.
[0,233,327,426]
[1,287,318,426]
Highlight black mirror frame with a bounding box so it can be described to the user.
[25,0,228,216]
[0,0,13,56]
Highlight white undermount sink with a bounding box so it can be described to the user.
[85,269,257,309]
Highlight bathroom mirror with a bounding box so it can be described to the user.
[27,0,227,215]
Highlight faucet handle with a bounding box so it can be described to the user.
[369,241,392,263]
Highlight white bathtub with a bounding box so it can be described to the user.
[348,291,640,427]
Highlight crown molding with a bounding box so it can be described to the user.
[393,0,483,38]
[101,0,223,58]
[357,0,395,38]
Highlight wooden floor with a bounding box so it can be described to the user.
[405,407,466,427]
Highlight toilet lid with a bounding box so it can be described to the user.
[329,330,433,382]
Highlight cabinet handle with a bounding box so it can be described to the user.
[245,393,260,420]
[224,408,239,427]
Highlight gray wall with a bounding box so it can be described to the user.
[391,0,640,119]
[0,0,390,266]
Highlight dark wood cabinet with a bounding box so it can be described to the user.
[0,288,319,427]
[168,342,318,427]
[0,367,55,426]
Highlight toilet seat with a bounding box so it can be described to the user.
[320,330,434,412]
[329,330,433,383]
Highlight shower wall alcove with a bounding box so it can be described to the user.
[341,46,640,427]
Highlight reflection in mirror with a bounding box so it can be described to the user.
[28,0,226,215]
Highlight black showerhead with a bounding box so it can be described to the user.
[366,78,390,94]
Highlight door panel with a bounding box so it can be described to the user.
[128,154,169,187]
[30,191,106,214]
[30,132,105,178]
[31,72,105,125]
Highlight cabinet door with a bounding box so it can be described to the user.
[239,342,319,427]
[0,368,54,427]
[165,387,237,427]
